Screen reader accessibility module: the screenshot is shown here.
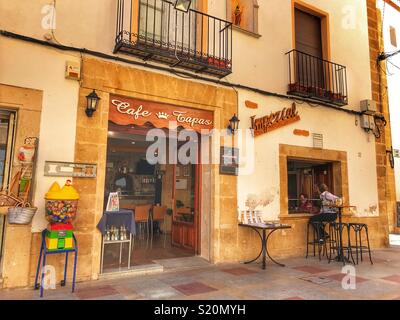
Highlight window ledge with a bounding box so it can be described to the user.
[279,212,354,220]
[279,214,314,220]
[232,25,261,38]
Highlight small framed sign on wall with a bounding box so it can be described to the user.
[219,147,239,176]
[44,161,97,178]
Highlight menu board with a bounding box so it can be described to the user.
[106,192,120,212]
[239,210,264,224]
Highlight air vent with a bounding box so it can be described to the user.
[313,133,323,149]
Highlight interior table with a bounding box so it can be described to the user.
[97,209,136,273]
[239,223,291,269]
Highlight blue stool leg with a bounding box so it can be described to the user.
[72,249,78,293]
[40,250,47,298]
[62,252,69,287]
[34,243,43,290]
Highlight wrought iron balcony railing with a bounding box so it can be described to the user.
[114,0,233,78]
[286,49,348,106]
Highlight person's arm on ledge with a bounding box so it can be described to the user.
[324,191,339,202]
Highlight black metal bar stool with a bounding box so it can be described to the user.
[348,223,373,264]
[306,221,329,261]
[328,222,355,264]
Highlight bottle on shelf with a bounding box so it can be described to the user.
[123,226,127,240]
[115,226,120,241]
[111,226,115,241]
[105,226,111,241]
[119,226,124,241]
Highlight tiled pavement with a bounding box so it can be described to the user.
[1,247,400,300]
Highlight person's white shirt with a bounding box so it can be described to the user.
[320,191,339,202]
[320,191,339,213]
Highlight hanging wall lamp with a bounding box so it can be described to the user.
[174,0,192,12]
[387,147,395,169]
[85,90,100,117]
[228,114,240,134]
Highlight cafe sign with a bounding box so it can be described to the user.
[109,94,214,133]
[250,103,300,137]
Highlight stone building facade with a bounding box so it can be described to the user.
[0,0,397,289]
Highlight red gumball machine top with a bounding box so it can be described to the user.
[45,180,80,224]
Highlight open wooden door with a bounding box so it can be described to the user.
[171,147,200,253]
[294,8,324,89]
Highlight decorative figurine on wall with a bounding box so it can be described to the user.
[234,5,242,26]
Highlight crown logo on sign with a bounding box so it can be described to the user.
[156,112,169,120]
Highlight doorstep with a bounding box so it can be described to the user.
[99,264,164,280]
[389,234,400,247]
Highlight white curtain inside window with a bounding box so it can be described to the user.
[139,0,199,53]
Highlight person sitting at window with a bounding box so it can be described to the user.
[309,183,340,240]
[298,193,312,212]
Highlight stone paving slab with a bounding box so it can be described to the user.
[0,248,399,300]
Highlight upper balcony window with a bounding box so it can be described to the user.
[226,0,259,36]
[114,0,233,78]
[286,4,348,106]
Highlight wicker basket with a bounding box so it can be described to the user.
[0,171,23,215]
[8,206,37,225]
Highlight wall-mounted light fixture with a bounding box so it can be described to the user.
[85,90,100,117]
[387,147,395,169]
[174,0,192,12]
[228,114,240,134]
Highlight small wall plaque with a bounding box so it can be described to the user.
[44,161,97,178]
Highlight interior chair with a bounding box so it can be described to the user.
[152,205,168,248]
[134,204,152,243]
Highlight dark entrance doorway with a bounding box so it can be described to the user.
[0,110,16,277]
[102,123,201,272]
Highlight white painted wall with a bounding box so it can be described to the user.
[0,0,378,222]
[0,0,372,109]
[0,37,80,232]
[237,91,379,219]
[378,0,400,201]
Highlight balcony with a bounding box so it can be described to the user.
[114,0,233,78]
[286,50,348,106]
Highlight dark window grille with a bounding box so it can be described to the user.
[286,49,348,106]
[114,0,233,78]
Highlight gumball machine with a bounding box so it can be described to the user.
[44,180,79,251]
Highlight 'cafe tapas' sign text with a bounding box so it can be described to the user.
[109,94,214,132]
[251,103,300,137]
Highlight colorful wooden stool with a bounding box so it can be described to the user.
[34,229,78,298]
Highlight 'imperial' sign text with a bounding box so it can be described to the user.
[250,103,300,137]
